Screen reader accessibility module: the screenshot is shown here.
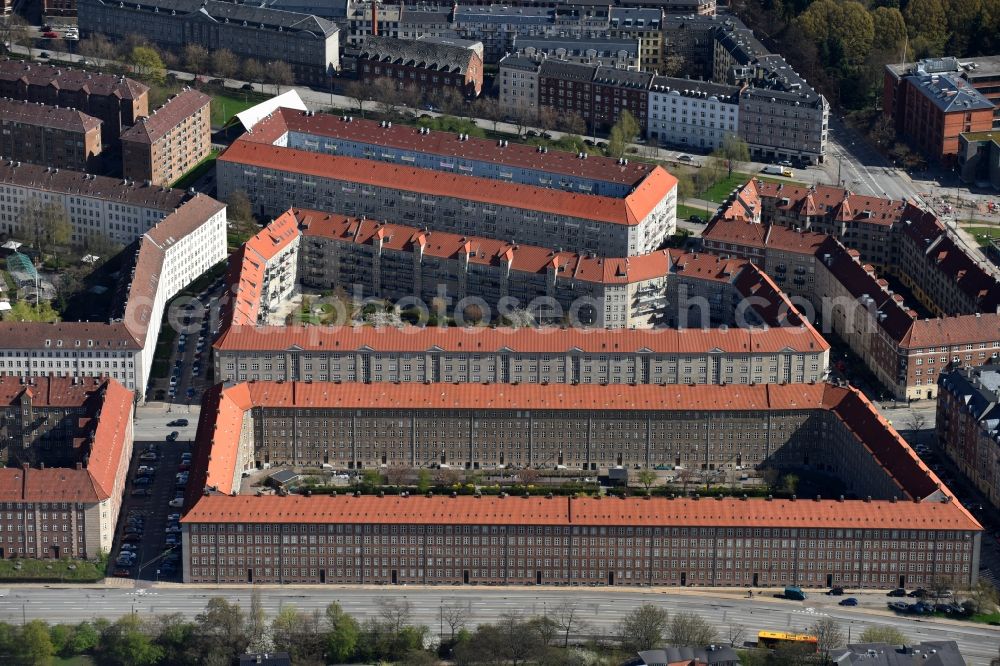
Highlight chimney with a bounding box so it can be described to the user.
[372,1,379,36]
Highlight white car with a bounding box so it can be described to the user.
[168,498,184,508]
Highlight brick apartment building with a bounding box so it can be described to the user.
[216,110,678,257]
[0,376,134,559]
[704,181,1000,400]
[937,365,1000,511]
[537,59,652,133]
[884,57,1000,163]
[121,88,211,186]
[354,35,483,97]
[0,60,148,142]
[0,98,103,172]
[180,380,981,588]
[78,0,340,85]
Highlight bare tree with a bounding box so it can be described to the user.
[183,44,209,74]
[727,623,746,647]
[377,598,412,635]
[517,467,540,485]
[551,600,587,648]
[537,106,559,136]
[929,575,956,600]
[211,49,239,79]
[371,76,402,118]
[617,604,669,653]
[264,61,294,94]
[474,97,503,132]
[440,599,469,641]
[341,80,368,117]
[384,466,411,486]
[676,467,696,495]
[810,617,844,656]
[669,612,718,646]
[78,33,118,62]
[557,110,587,136]
[0,15,31,59]
[245,588,272,653]
[511,108,536,138]
[241,58,263,87]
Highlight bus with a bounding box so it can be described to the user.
[757,631,818,652]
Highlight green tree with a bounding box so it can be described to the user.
[153,614,198,664]
[870,7,908,59]
[617,604,669,653]
[859,626,907,645]
[324,602,360,663]
[905,0,950,56]
[3,300,60,323]
[193,597,248,664]
[717,134,750,178]
[781,473,799,495]
[668,612,718,646]
[637,469,658,492]
[183,44,209,74]
[211,49,239,79]
[270,606,325,665]
[417,468,432,493]
[20,620,55,666]
[64,621,100,656]
[129,46,166,84]
[946,0,983,54]
[99,615,163,666]
[608,110,640,158]
[676,171,694,206]
[796,0,874,65]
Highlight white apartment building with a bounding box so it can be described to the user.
[229,210,301,327]
[0,195,227,395]
[0,162,187,246]
[647,77,741,151]
[497,55,541,115]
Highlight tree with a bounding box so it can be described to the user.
[675,172,695,208]
[371,76,403,117]
[20,620,55,666]
[870,7,908,60]
[511,108,536,138]
[661,53,685,76]
[608,110,640,158]
[416,468,432,493]
[129,46,166,84]
[270,606,325,666]
[341,79,369,117]
[324,602,360,663]
[264,61,294,94]
[905,0,950,56]
[557,111,587,136]
[676,467,696,495]
[537,106,559,135]
[668,612,718,646]
[475,97,503,132]
[966,579,1000,614]
[385,465,410,486]
[28,200,71,258]
[183,44,209,74]
[726,623,746,648]
[637,468,658,492]
[193,597,248,664]
[245,589,271,654]
[440,599,469,642]
[517,467,540,485]
[153,614,198,665]
[0,14,31,59]
[377,598,413,635]
[241,58,263,86]
[78,33,118,61]
[211,49,238,79]
[809,617,844,656]
[550,601,586,649]
[781,473,799,495]
[617,604,669,653]
[718,134,750,179]
[859,626,908,645]
[99,615,164,666]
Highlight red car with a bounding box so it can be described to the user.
[42,31,59,38]
[112,568,132,577]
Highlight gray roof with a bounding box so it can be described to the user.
[514,36,640,57]
[638,646,739,666]
[356,35,478,72]
[908,71,995,113]
[87,0,338,35]
[455,4,552,24]
[498,54,542,73]
[832,642,966,666]
[650,76,741,102]
[592,65,652,88]
[714,25,768,64]
[939,365,1000,438]
[610,7,662,28]
[401,8,451,24]
[539,58,597,82]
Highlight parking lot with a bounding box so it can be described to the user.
[111,431,194,583]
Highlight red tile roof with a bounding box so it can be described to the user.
[227,209,300,327]
[214,323,829,354]
[754,180,910,227]
[703,217,827,257]
[0,97,102,133]
[120,88,210,145]
[0,59,149,100]
[251,108,656,188]
[219,140,676,226]
[85,378,134,499]
[182,494,979,531]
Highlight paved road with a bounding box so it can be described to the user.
[1,587,997,662]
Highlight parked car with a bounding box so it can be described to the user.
[165,535,180,546]
[887,601,908,611]
[677,154,693,162]
[168,419,189,427]
[139,452,158,461]
[120,544,138,552]
[131,488,151,497]
[181,452,192,462]
[169,497,184,508]
[887,588,907,597]
[123,533,142,543]
[167,431,179,442]
[688,215,706,224]
[42,31,59,38]
[113,568,132,577]
[133,476,152,486]
[826,587,844,596]
[908,588,929,598]
[839,598,858,606]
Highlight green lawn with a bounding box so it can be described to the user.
[211,93,258,128]
[962,225,1000,247]
[677,203,714,221]
[0,558,104,582]
[55,657,97,666]
[170,150,219,190]
[697,172,753,203]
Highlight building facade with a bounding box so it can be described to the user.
[0,376,134,559]
[647,77,740,151]
[216,119,678,257]
[937,366,1000,511]
[354,35,483,97]
[513,37,641,71]
[0,60,148,142]
[0,195,227,393]
[537,60,653,133]
[498,56,541,115]
[121,88,212,186]
[0,99,102,172]
[181,493,979,589]
[78,0,340,85]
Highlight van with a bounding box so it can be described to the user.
[762,165,794,177]
[783,585,806,600]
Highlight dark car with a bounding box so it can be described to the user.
[887,601,908,611]
[839,598,858,606]
[688,215,706,224]
[908,588,929,598]
[131,488,151,497]
[242,83,254,91]
[887,588,907,597]
[174,419,189,427]
[827,587,845,596]
[133,476,152,486]
[167,431,179,442]
[123,533,142,543]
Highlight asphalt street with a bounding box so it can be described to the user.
[1,587,998,662]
